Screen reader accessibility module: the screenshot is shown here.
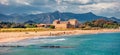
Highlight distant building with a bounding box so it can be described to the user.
[53,20,70,29]
[53,19,80,29]
[68,19,79,28]
[36,24,51,28]
[36,19,80,29]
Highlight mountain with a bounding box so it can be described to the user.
[0,14,13,22]
[109,17,120,23]
[0,11,120,23]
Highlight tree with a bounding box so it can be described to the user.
[49,25,55,29]
[25,24,36,28]
[82,18,120,29]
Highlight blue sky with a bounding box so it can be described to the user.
[0,0,120,18]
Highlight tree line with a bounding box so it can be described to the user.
[81,19,120,29]
[0,21,36,28]
[0,20,54,29]
[0,19,120,29]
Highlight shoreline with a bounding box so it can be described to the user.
[0,29,120,43]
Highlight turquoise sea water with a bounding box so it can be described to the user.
[0,33,120,55]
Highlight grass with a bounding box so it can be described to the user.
[0,28,79,32]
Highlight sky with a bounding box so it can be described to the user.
[0,0,120,18]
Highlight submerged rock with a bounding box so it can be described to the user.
[0,45,24,47]
[40,45,73,48]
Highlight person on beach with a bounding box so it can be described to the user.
[63,32,65,34]
[35,31,37,33]
[25,32,29,34]
[50,32,52,36]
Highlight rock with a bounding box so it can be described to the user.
[40,45,73,48]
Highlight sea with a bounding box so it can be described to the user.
[0,32,120,55]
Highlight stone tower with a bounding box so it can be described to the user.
[53,20,60,24]
[69,19,79,28]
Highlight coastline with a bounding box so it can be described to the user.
[0,29,120,43]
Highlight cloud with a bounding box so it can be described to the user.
[50,1,120,18]
[0,0,120,18]
[63,0,91,4]
[77,2,119,13]
[51,2,119,13]
[0,0,33,6]
[0,0,9,5]
[54,0,93,5]
[15,0,33,6]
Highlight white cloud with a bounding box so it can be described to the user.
[55,0,92,5]
[15,0,33,6]
[59,2,119,13]
[0,0,33,6]
[16,0,29,5]
[0,0,9,5]
[93,0,120,3]
[56,6,68,12]
[75,0,91,4]
[78,2,119,13]
[52,1,120,18]
[55,0,61,5]
[62,0,91,4]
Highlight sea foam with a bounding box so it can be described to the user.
[0,37,66,46]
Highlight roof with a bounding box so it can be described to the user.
[60,21,70,24]
[53,20,60,24]
[68,19,77,21]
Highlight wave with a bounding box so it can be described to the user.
[52,38,66,41]
[0,38,66,46]
[39,38,66,44]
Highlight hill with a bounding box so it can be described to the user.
[0,11,120,23]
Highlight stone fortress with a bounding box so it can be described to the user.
[36,19,80,29]
[53,19,79,29]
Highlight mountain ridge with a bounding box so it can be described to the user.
[0,11,120,23]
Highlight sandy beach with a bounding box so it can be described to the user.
[0,29,120,43]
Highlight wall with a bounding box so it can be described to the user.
[54,24,68,29]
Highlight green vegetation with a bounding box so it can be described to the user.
[0,28,79,32]
[49,25,55,29]
[0,28,50,32]
[0,21,37,28]
[0,18,120,32]
[81,19,120,29]
[24,24,36,28]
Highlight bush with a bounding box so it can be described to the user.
[49,25,55,29]
[25,24,37,28]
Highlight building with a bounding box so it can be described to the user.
[36,24,52,28]
[36,19,80,29]
[68,19,79,28]
[53,19,80,29]
[53,20,71,29]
